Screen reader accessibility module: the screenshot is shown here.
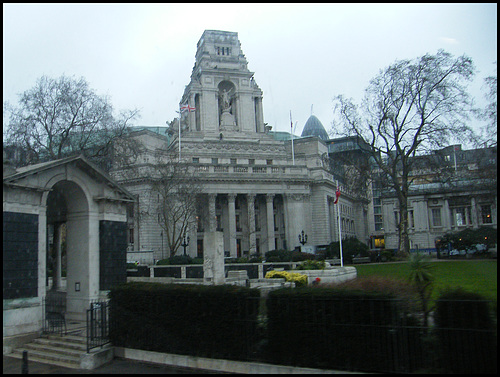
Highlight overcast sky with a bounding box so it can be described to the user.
[3,3,497,137]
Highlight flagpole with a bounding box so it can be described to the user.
[290,111,295,165]
[178,104,181,162]
[335,181,343,267]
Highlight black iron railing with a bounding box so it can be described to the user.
[86,300,110,353]
[42,291,67,335]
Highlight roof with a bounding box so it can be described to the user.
[4,154,136,202]
[301,115,329,141]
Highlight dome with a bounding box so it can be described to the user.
[301,115,329,140]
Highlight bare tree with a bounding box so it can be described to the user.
[333,50,476,255]
[479,62,497,147]
[3,75,140,170]
[148,153,203,257]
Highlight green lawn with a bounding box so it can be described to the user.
[354,260,497,303]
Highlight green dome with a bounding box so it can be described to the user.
[301,115,328,140]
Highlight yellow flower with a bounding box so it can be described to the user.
[265,270,307,286]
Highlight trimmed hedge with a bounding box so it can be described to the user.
[434,288,497,374]
[109,282,260,360]
[265,287,407,371]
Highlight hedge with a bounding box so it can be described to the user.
[109,282,260,360]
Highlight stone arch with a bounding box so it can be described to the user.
[43,178,96,321]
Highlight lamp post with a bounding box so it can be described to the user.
[161,231,164,260]
[298,230,308,246]
[181,233,190,256]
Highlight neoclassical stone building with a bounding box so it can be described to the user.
[112,30,367,260]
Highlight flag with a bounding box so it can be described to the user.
[180,104,196,113]
[334,186,341,204]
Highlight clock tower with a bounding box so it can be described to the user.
[180,30,265,138]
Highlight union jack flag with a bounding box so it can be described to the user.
[180,104,196,113]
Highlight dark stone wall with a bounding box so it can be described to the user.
[99,220,128,291]
[3,211,39,299]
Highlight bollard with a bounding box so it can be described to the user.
[22,350,29,374]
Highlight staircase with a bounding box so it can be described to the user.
[9,323,88,369]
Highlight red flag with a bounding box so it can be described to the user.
[334,187,341,204]
[180,104,196,113]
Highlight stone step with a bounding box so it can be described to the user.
[42,333,87,346]
[33,337,87,351]
[9,348,81,369]
[27,339,86,355]
[9,332,90,369]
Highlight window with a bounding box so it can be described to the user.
[249,159,255,165]
[455,207,467,226]
[212,158,218,165]
[197,239,203,258]
[128,228,134,244]
[192,157,199,163]
[481,205,492,224]
[197,216,204,232]
[266,159,273,165]
[236,215,242,232]
[230,158,237,164]
[408,210,414,228]
[216,215,222,231]
[431,208,442,227]
[216,46,231,56]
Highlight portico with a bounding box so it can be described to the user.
[198,192,283,257]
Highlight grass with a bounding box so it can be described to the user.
[354,260,497,303]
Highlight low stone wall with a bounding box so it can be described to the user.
[296,267,357,285]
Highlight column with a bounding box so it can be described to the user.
[208,194,217,232]
[471,197,479,229]
[53,222,63,291]
[443,198,451,231]
[266,194,275,252]
[228,194,237,257]
[247,194,256,255]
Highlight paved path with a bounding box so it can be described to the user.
[3,355,231,374]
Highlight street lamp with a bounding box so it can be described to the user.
[161,231,164,260]
[298,230,308,246]
[181,233,190,256]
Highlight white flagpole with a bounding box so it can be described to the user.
[336,181,343,267]
[178,105,182,162]
[290,111,295,165]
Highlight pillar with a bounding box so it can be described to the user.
[208,194,217,233]
[471,196,479,229]
[266,194,275,252]
[52,222,64,291]
[247,194,256,255]
[228,194,237,257]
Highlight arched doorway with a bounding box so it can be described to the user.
[45,179,93,321]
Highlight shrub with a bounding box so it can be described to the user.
[126,262,138,269]
[265,270,307,287]
[265,249,314,262]
[328,237,369,262]
[434,288,497,374]
[109,282,260,360]
[295,259,325,270]
[266,287,402,371]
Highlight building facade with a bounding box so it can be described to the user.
[112,30,366,260]
[111,30,496,260]
[379,145,497,251]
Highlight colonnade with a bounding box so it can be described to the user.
[196,193,284,257]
